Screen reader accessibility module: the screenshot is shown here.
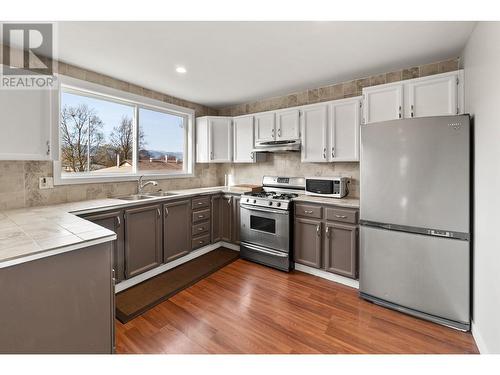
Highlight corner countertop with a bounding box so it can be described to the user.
[293,195,360,209]
[0,186,253,269]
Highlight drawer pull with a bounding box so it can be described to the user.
[197,202,203,205]
[198,215,204,218]
[304,210,313,214]
[199,240,204,244]
[335,215,347,219]
[198,227,204,231]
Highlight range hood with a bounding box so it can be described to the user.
[253,139,301,153]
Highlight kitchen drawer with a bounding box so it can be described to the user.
[192,220,211,236]
[192,234,210,250]
[192,209,210,223]
[192,196,210,210]
[295,203,322,219]
[325,207,358,224]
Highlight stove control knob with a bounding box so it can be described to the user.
[276,202,281,207]
[268,201,273,206]
[253,199,257,204]
[246,198,250,202]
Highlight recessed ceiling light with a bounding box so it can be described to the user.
[175,66,187,74]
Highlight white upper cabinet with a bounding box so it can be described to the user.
[0,82,56,161]
[363,70,464,124]
[254,112,276,143]
[209,117,233,162]
[196,116,232,163]
[300,103,328,162]
[233,115,256,163]
[329,97,361,162]
[275,108,300,141]
[404,71,462,118]
[362,82,403,124]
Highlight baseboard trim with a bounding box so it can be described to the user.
[220,241,240,251]
[294,263,359,289]
[471,321,487,354]
[115,242,239,293]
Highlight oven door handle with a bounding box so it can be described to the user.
[240,203,289,215]
[241,242,289,258]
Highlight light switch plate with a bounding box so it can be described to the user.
[39,177,54,190]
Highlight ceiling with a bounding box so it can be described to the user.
[55,22,476,108]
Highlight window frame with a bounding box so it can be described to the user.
[53,75,195,185]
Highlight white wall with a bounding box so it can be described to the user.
[462,22,500,354]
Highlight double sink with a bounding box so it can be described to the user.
[117,191,179,201]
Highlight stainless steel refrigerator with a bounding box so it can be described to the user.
[359,115,470,331]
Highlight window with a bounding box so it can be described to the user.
[55,76,194,184]
[138,108,186,173]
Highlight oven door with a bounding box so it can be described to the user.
[240,203,290,252]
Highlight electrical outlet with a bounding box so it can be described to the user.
[39,177,54,190]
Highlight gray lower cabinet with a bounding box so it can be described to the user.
[221,195,232,242]
[124,203,163,278]
[0,242,114,353]
[81,209,125,283]
[294,202,359,279]
[324,222,358,278]
[163,199,191,262]
[211,194,222,243]
[231,195,241,244]
[294,217,322,268]
[211,193,241,244]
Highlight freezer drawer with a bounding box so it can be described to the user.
[359,225,470,326]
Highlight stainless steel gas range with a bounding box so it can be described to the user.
[240,176,305,272]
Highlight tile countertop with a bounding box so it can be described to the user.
[293,195,360,209]
[0,186,253,269]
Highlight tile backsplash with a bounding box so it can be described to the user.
[0,161,221,210]
[218,153,360,198]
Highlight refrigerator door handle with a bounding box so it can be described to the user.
[359,220,470,241]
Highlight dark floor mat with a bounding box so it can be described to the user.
[115,248,239,323]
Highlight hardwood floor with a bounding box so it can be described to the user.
[115,259,478,354]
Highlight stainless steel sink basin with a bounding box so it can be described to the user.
[117,194,155,201]
[145,191,179,197]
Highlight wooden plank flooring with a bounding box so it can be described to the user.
[115,259,478,354]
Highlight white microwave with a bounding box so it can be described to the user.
[305,177,349,198]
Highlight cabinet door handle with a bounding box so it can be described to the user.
[323,147,326,159]
[165,207,169,217]
[331,147,335,158]
[410,104,414,118]
[227,198,232,205]
[398,105,402,119]
[46,140,51,156]
[304,210,313,214]
[116,216,121,227]
[157,208,161,217]
[277,127,281,137]
[250,152,254,160]
[335,214,347,219]
[316,224,321,236]
[325,226,330,237]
